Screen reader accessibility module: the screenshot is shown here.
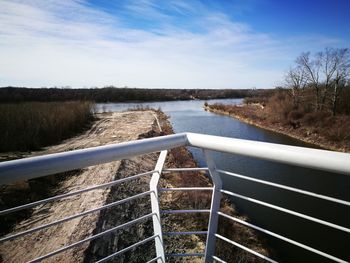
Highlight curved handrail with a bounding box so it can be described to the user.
[1,132,349,185]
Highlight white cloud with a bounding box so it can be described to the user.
[0,0,344,88]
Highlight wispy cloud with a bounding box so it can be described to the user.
[0,0,345,88]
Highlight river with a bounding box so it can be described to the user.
[97,99,349,263]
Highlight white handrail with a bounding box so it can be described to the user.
[218,212,348,263]
[217,169,350,206]
[0,133,188,184]
[27,213,155,263]
[220,189,350,233]
[186,133,350,175]
[0,170,156,215]
[215,234,279,263]
[1,133,349,185]
[0,132,349,263]
[150,151,167,263]
[0,190,154,243]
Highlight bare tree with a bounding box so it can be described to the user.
[331,48,350,115]
[318,48,338,110]
[296,52,322,110]
[284,65,306,107]
[283,47,349,119]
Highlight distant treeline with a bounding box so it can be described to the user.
[0,87,252,102]
[0,87,255,103]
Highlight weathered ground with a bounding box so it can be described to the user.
[0,111,158,263]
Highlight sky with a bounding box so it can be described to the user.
[0,0,349,89]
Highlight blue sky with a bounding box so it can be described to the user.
[0,0,349,89]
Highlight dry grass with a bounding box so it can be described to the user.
[208,103,265,123]
[0,101,95,152]
[264,92,350,143]
[207,90,350,151]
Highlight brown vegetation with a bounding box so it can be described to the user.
[206,87,350,151]
[0,101,95,152]
[289,48,350,115]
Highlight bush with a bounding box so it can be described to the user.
[288,110,304,120]
[264,91,294,124]
[324,116,350,142]
[0,101,95,152]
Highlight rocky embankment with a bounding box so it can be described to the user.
[0,110,270,263]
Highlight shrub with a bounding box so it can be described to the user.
[288,109,306,121]
[264,91,294,124]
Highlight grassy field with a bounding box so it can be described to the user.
[0,101,95,152]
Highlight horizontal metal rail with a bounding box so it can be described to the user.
[96,235,158,263]
[163,231,207,236]
[159,187,213,192]
[218,212,348,263]
[217,170,350,207]
[161,209,210,214]
[215,233,278,263]
[220,189,350,233]
[213,255,227,263]
[28,213,155,263]
[0,191,153,243]
[165,253,205,257]
[146,256,162,263]
[163,167,209,172]
[0,170,156,216]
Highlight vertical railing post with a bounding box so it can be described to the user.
[150,150,167,263]
[203,150,222,263]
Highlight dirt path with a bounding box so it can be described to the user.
[0,111,158,263]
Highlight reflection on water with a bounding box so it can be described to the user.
[97,99,349,263]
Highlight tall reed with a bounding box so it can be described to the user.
[0,101,95,152]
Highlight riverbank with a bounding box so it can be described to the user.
[204,104,350,152]
[0,109,270,262]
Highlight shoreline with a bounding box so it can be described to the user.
[204,105,348,152]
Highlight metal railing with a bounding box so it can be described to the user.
[0,132,349,263]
